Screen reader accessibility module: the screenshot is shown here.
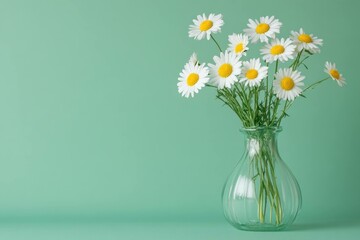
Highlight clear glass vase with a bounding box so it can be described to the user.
[222,127,302,231]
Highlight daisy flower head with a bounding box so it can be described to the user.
[260,38,296,63]
[189,52,198,66]
[227,33,249,57]
[178,62,209,98]
[291,28,323,54]
[324,62,346,86]
[244,16,282,43]
[273,68,305,101]
[208,51,242,89]
[189,13,224,40]
[240,58,268,87]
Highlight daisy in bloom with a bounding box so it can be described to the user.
[189,52,198,66]
[227,33,249,57]
[189,13,224,40]
[324,62,346,86]
[208,51,242,89]
[273,68,305,101]
[291,28,323,53]
[244,16,282,43]
[260,38,296,63]
[178,62,209,98]
[239,58,268,87]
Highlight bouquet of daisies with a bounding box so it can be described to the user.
[177,14,345,225]
[178,14,345,128]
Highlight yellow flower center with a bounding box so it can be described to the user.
[199,20,213,31]
[298,34,313,43]
[187,73,199,86]
[235,43,244,53]
[246,69,259,80]
[255,23,270,34]
[330,69,340,80]
[218,63,233,78]
[280,77,295,90]
[270,45,285,55]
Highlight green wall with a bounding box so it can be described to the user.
[0,0,359,222]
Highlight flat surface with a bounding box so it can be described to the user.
[0,220,359,240]
[0,0,359,234]
[0,0,359,219]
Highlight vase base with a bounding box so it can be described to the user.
[230,222,287,232]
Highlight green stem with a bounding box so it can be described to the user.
[275,59,279,72]
[219,88,250,124]
[234,84,247,105]
[255,154,265,222]
[297,55,310,69]
[267,153,282,224]
[262,143,283,225]
[205,83,217,88]
[277,100,290,127]
[267,60,279,125]
[210,34,222,52]
[240,83,254,126]
[302,77,330,93]
[217,95,244,123]
[264,63,270,123]
[254,87,259,124]
[290,49,304,70]
[276,77,331,126]
[270,98,281,126]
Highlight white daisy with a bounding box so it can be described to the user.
[260,38,296,63]
[189,52,198,66]
[244,16,282,43]
[208,51,242,89]
[177,62,209,98]
[239,58,268,87]
[273,68,305,101]
[188,13,224,40]
[324,62,346,86]
[291,28,323,53]
[227,33,249,57]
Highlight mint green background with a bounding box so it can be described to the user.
[0,0,359,238]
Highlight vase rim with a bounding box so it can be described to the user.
[239,126,283,133]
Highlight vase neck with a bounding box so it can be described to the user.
[241,127,281,158]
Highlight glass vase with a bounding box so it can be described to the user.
[222,127,302,231]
